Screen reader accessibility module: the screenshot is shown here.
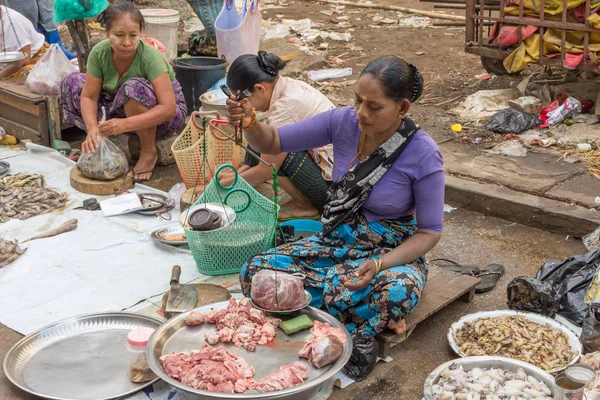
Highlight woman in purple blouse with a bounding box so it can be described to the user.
[228,56,444,378]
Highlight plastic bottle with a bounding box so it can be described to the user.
[126,327,157,383]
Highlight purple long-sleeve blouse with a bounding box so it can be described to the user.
[278,107,445,233]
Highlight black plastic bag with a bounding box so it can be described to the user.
[487,109,542,134]
[507,247,600,326]
[507,277,557,317]
[536,247,600,326]
[343,333,379,382]
[582,302,600,353]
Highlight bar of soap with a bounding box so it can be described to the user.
[279,315,314,335]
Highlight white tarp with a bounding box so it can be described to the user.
[0,144,206,335]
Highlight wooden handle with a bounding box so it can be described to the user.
[170,265,181,286]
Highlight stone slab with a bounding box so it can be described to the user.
[445,151,586,194]
[546,173,600,209]
[445,175,600,237]
[558,124,600,147]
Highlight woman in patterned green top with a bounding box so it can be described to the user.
[60,1,187,183]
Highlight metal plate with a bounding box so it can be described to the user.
[0,160,10,177]
[447,310,582,373]
[146,301,352,400]
[423,356,556,399]
[180,203,236,231]
[136,193,174,215]
[0,51,25,63]
[151,225,188,246]
[4,312,164,400]
[251,290,313,315]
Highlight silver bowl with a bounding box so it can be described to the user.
[423,356,556,399]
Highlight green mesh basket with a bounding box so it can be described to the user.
[183,164,279,276]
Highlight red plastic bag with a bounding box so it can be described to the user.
[141,34,165,53]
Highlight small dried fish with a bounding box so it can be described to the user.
[0,238,25,267]
[0,174,68,223]
[454,315,576,371]
[23,219,78,243]
[432,364,553,399]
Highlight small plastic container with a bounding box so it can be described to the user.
[126,327,157,383]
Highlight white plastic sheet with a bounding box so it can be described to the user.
[0,144,205,334]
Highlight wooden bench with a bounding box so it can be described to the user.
[0,78,62,146]
[376,266,480,358]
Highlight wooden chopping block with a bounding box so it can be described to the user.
[70,167,133,195]
[161,283,232,318]
[180,186,204,211]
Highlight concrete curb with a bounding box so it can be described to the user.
[445,175,600,238]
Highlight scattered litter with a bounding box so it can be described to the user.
[540,96,582,128]
[380,18,397,24]
[337,16,350,21]
[584,226,600,250]
[319,43,329,49]
[262,18,312,40]
[486,140,528,157]
[444,204,456,213]
[329,32,352,41]
[475,73,492,80]
[444,33,455,36]
[450,124,462,133]
[0,127,5,139]
[595,197,600,205]
[263,24,291,39]
[321,10,333,16]
[487,109,542,134]
[397,16,431,28]
[372,15,384,22]
[578,143,593,153]
[307,68,353,81]
[519,130,557,147]
[573,113,600,125]
[472,137,482,144]
[448,89,519,122]
[415,51,425,56]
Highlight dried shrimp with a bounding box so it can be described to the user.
[0,238,25,267]
[453,316,575,371]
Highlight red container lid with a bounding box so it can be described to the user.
[127,327,155,347]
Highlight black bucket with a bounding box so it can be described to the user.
[172,57,227,115]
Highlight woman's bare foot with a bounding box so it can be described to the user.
[128,149,157,181]
[279,200,319,219]
[390,319,407,335]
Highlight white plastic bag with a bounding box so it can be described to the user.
[26,44,76,95]
[77,134,128,181]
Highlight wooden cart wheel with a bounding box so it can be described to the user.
[480,56,513,76]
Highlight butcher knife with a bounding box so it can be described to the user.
[165,265,198,318]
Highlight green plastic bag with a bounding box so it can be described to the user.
[54,0,109,23]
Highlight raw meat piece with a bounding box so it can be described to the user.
[255,362,309,393]
[160,345,256,393]
[205,331,219,345]
[251,270,306,311]
[186,311,205,326]
[298,321,346,368]
[185,297,278,351]
[298,336,344,368]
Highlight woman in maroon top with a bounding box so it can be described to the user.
[229,56,444,379]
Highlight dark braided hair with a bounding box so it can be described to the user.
[97,0,144,31]
[360,56,424,103]
[227,51,287,93]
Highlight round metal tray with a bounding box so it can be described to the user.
[423,356,556,399]
[180,203,236,232]
[251,290,313,315]
[447,309,582,373]
[3,312,164,400]
[146,300,352,400]
[151,225,188,246]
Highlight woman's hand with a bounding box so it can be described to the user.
[343,259,377,291]
[98,118,127,136]
[226,97,254,129]
[82,128,99,153]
